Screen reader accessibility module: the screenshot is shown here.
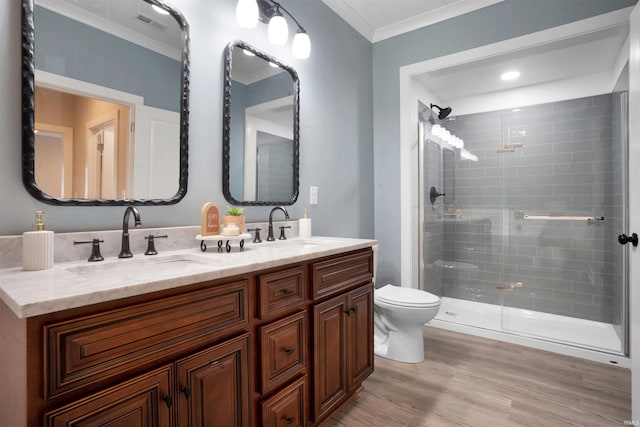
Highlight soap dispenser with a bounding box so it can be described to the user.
[23,211,54,271]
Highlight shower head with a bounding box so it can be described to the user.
[430,103,452,120]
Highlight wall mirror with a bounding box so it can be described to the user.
[21,0,190,205]
[223,41,299,206]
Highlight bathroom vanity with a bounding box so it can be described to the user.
[0,236,375,426]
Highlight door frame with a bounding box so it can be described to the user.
[85,111,118,199]
[35,70,143,197]
[628,2,640,419]
[34,122,73,198]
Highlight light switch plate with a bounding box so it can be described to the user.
[310,186,318,205]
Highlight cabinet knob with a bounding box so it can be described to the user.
[284,347,294,355]
[181,385,191,399]
[285,416,295,424]
[162,394,173,408]
[344,307,357,316]
[282,288,294,295]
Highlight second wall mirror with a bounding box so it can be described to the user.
[22,0,190,205]
[223,41,299,206]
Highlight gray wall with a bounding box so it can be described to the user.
[373,0,637,286]
[35,6,182,112]
[1,0,374,238]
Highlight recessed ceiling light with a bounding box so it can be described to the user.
[501,70,520,81]
[152,5,170,15]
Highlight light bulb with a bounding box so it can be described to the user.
[236,0,258,29]
[292,30,311,59]
[268,13,288,45]
[501,70,520,81]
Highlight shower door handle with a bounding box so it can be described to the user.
[618,233,638,247]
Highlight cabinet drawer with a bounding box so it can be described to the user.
[44,365,173,427]
[311,250,373,300]
[261,376,307,427]
[259,311,306,393]
[45,281,249,400]
[258,266,306,319]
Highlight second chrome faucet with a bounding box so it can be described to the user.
[119,207,142,258]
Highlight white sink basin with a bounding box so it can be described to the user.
[64,253,216,278]
[260,238,339,250]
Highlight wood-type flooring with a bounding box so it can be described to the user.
[325,326,631,427]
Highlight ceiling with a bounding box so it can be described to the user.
[416,24,629,106]
[320,0,506,42]
[322,0,630,112]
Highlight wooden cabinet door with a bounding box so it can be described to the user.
[312,294,348,421]
[347,285,374,390]
[44,365,173,427]
[176,334,251,427]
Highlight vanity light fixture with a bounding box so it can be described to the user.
[501,70,520,81]
[235,0,311,59]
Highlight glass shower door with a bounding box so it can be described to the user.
[499,95,626,354]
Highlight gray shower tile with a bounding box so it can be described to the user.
[534,130,573,144]
[573,128,610,141]
[552,290,593,305]
[553,118,594,133]
[552,140,595,154]
[533,277,573,290]
[552,97,593,111]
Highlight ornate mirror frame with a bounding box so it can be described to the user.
[222,40,300,206]
[21,0,190,206]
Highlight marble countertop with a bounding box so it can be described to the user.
[0,236,376,319]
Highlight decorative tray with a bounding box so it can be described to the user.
[195,233,252,252]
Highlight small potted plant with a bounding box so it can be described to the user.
[224,206,245,233]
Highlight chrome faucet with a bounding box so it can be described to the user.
[118,207,142,258]
[267,206,290,241]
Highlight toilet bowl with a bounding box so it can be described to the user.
[374,284,441,363]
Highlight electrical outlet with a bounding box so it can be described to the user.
[310,186,318,205]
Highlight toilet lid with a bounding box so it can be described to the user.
[375,284,440,307]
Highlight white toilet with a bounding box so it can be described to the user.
[374,284,441,363]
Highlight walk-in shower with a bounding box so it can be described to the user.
[418,89,629,361]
